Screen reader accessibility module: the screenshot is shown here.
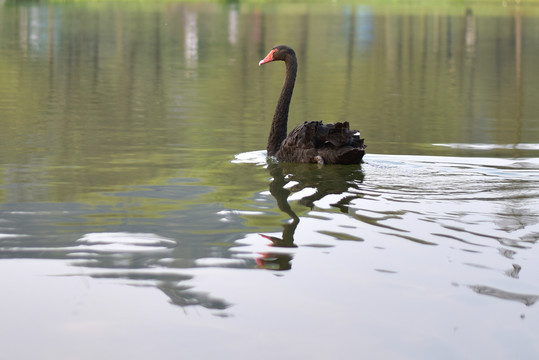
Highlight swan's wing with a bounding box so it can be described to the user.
[281,121,319,149]
[277,122,318,162]
[277,121,365,164]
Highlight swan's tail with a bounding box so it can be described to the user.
[316,121,366,164]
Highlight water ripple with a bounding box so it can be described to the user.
[469,285,539,306]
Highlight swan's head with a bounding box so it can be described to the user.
[259,45,296,66]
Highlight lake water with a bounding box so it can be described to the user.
[1,1,539,359]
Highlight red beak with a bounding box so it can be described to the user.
[259,49,276,66]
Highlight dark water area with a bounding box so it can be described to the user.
[1,1,539,359]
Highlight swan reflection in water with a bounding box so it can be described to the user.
[64,161,364,311]
[256,163,365,271]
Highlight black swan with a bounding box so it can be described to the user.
[259,45,366,165]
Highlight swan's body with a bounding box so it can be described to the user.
[259,45,365,164]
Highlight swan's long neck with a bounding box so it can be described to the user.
[267,55,297,156]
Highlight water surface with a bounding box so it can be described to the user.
[1,1,539,359]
